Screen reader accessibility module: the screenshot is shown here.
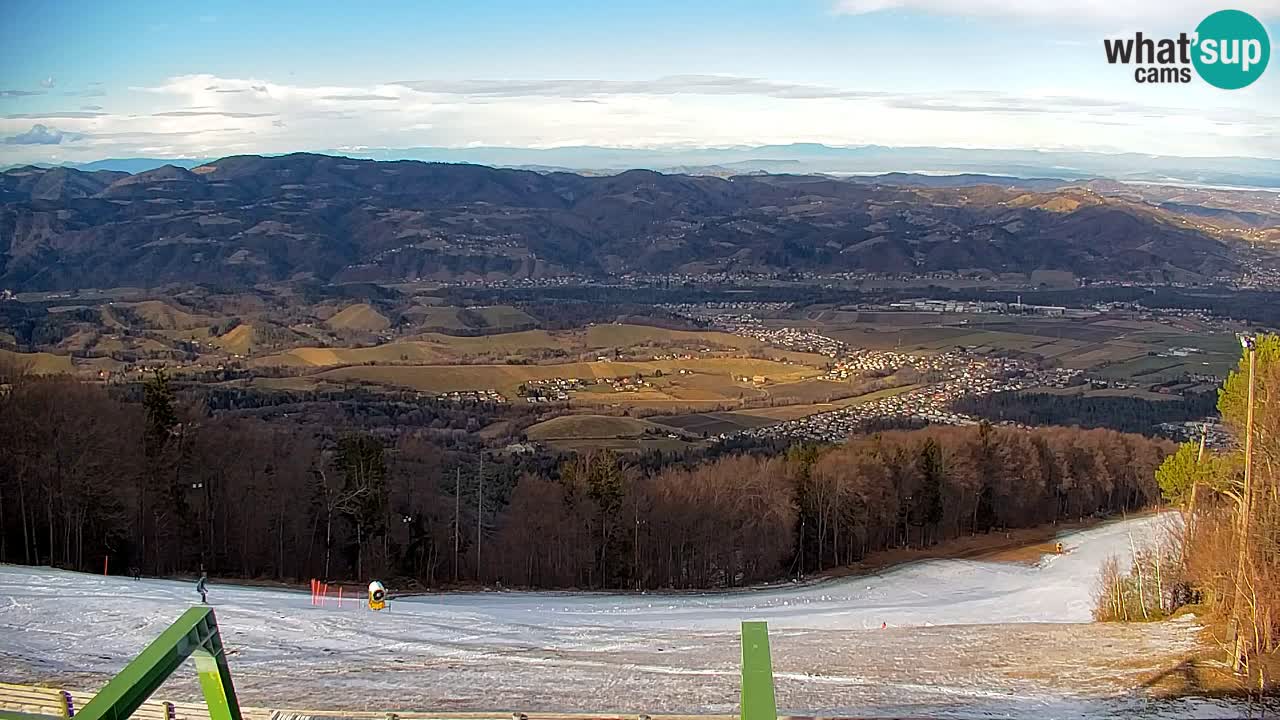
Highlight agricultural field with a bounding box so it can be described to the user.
[313,357,820,401]
[808,311,1241,382]
[253,330,563,368]
[536,435,701,453]
[401,304,538,333]
[324,303,391,333]
[749,379,860,405]
[580,323,761,351]
[1090,354,1236,384]
[0,348,75,375]
[254,324,791,369]
[213,324,257,355]
[118,300,216,330]
[525,414,684,441]
[469,305,539,330]
[651,383,921,433]
[1054,343,1150,369]
[648,411,777,436]
[403,305,473,332]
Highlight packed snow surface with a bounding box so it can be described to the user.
[0,514,1265,718]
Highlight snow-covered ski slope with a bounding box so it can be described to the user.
[0,513,1260,718]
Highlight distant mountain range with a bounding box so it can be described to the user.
[0,158,211,174]
[0,153,1244,291]
[4,144,1277,189]
[342,144,1280,189]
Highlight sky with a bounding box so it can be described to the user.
[1,0,1277,165]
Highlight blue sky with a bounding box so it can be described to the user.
[1,0,1277,164]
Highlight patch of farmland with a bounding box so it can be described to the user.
[758,379,865,404]
[213,324,256,355]
[1091,355,1189,381]
[648,412,775,435]
[0,348,74,374]
[727,383,922,422]
[525,414,671,440]
[471,305,538,329]
[1058,343,1151,369]
[325,303,391,332]
[120,300,216,330]
[581,324,762,351]
[314,357,817,396]
[541,436,699,453]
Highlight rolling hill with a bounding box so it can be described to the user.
[325,303,392,333]
[0,153,1243,290]
[525,414,670,440]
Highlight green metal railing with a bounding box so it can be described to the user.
[0,606,244,720]
[2,607,776,720]
[740,621,778,720]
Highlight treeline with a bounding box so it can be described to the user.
[1147,334,1280,680]
[955,390,1217,436]
[0,363,1171,590]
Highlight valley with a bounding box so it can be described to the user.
[0,270,1249,453]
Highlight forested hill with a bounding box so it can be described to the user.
[0,153,1236,290]
[955,391,1218,436]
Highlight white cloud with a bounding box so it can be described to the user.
[832,0,1279,23]
[0,72,1273,164]
[4,124,81,145]
[390,75,892,100]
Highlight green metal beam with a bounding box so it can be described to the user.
[7,609,778,720]
[740,621,777,720]
[74,606,242,720]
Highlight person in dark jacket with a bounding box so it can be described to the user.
[196,573,208,603]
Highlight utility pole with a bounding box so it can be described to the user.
[453,468,460,583]
[633,497,641,591]
[476,454,484,582]
[1230,335,1258,673]
[798,517,805,579]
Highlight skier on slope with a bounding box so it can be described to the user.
[196,572,208,604]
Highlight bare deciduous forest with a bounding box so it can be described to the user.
[1120,333,1280,682]
[0,365,1171,591]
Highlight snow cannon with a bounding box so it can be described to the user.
[368,580,387,611]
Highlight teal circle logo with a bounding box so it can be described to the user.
[1192,10,1270,89]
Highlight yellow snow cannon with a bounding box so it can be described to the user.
[368,580,387,611]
